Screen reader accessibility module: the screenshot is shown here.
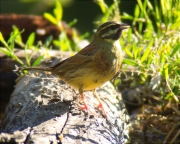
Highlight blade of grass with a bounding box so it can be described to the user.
[123,58,139,66]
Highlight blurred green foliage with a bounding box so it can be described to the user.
[119,0,180,102]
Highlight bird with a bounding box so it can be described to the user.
[20,21,130,117]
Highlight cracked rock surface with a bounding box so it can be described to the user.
[0,71,130,143]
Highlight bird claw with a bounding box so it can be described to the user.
[98,103,107,118]
[78,103,89,112]
[78,103,98,116]
[78,101,108,118]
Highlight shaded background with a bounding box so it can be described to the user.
[0,0,136,37]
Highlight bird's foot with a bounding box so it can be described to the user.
[78,93,89,112]
[98,103,107,118]
[78,103,89,112]
[78,102,97,116]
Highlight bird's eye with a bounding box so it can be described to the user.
[108,25,118,31]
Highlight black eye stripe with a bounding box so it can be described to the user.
[108,25,119,31]
[100,24,120,36]
[103,29,122,40]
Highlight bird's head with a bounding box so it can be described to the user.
[94,21,130,43]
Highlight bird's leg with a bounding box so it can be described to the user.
[93,89,107,117]
[78,86,89,112]
[78,93,89,111]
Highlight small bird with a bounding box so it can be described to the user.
[21,21,130,117]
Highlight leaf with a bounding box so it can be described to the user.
[134,5,140,18]
[95,0,108,13]
[53,40,61,48]
[125,47,133,58]
[32,55,44,66]
[170,21,180,29]
[137,0,149,21]
[140,39,153,63]
[147,53,153,65]
[147,0,153,10]
[8,29,24,44]
[12,25,23,44]
[0,48,10,56]
[134,48,139,59]
[59,31,71,51]
[27,32,35,47]
[0,32,9,48]
[44,13,57,25]
[44,35,53,47]
[68,19,78,27]
[127,28,132,42]
[0,32,4,41]
[54,1,63,21]
[170,44,180,57]
[121,12,134,20]
[164,63,169,79]
[160,52,166,64]
[140,47,151,63]
[123,58,138,66]
[154,0,161,22]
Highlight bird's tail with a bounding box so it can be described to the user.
[20,67,52,72]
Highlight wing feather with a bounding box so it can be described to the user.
[51,43,99,73]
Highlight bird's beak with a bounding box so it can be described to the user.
[120,24,130,30]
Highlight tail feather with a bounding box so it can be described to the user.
[21,67,52,72]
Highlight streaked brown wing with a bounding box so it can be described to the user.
[52,43,99,73]
[78,43,99,56]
